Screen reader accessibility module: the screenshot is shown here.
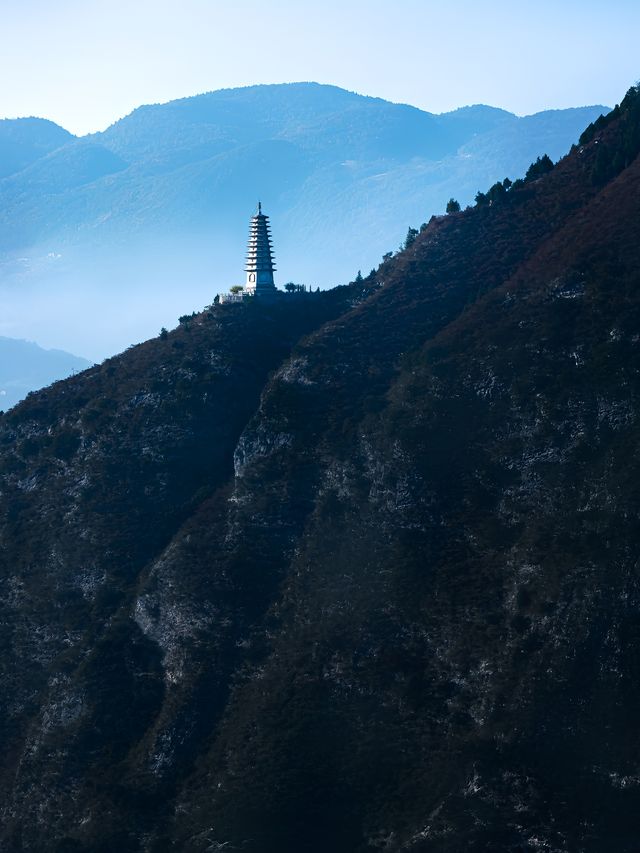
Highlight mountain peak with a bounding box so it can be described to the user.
[0,116,74,178]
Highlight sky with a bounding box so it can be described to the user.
[1,0,638,135]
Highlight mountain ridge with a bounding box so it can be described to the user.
[0,116,74,179]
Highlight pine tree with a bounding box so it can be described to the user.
[525,154,554,182]
[404,227,419,250]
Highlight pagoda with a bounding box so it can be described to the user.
[244,202,277,296]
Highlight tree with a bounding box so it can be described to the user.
[159,327,168,340]
[284,282,297,292]
[404,227,419,249]
[355,270,363,283]
[580,111,615,146]
[229,285,244,294]
[446,198,461,214]
[486,180,507,204]
[525,154,554,182]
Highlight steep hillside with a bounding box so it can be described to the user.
[0,86,639,852]
[0,337,90,410]
[0,83,608,360]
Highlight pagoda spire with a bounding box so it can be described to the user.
[245,201,276,295]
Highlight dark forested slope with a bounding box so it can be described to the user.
[1,86,640,852]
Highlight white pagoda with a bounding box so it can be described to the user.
[244,202,277,296]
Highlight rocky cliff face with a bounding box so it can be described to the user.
[1,89,640,852]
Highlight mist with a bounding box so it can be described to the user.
[0,228,369,363]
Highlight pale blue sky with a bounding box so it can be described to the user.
[1,0,638,135]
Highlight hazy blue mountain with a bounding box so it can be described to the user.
[0,117,74,179]
[92,84,512,165]
[0,83,609,359]
[0,337,90,410]
[0,142,129,250]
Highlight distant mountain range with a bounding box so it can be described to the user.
[0,337,90,410]
[0,83,609,358]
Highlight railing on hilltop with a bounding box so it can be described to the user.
[218,292,246,305]
[217,284,317,305]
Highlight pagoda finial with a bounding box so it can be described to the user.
[258,201,262,214]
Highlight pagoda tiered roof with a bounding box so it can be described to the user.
[244,202,277,293]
